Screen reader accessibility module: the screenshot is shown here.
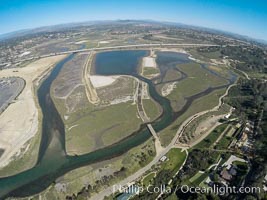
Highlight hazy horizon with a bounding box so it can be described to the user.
[1,0,267,41]
[1,19,266,43]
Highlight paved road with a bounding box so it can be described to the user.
[89,82,236,200]
[3,43,224,66]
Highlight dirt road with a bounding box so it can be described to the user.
[82,51,99,104]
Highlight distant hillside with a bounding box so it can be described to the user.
[0,19,266,47]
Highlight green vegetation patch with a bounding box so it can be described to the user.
[163,68,182,82]
[142,172,156,187]
[215,135,232,150]
[189,172,208,185]
[193,123,228,149]
[226,126,236,137]
[168,62,227,100]
[143,67,160,77]
[66,102,142,155]
[142,98,162,121]
[193,172,209,186]
[189,171,203,182]
[160,148,187,176]
[199,50,222,60]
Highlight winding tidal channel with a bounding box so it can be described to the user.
[0,50,236,199]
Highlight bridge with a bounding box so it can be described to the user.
[147,123,164,155]
[147,124,159,140]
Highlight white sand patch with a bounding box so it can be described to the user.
[159,48,203,62]
[75,40,88,44]
[161,82,177,96]
[99,41,110,44]
[210,59,226,65]
[158,48,203,63]
[188,56,202,63]
[68,124,79,131]
[19,51,31,57]
[78,52,90,55]
[0,55,66,168]
[159,48,188,54]
[142,57,156,68]
[141,81,150,99]
[89,75,118,88]
[110,96,133,105]
[154,35,184,41]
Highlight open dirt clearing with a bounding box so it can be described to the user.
[90,75,119,88]
[96,76,137,105]
[0,55,66,167]
[142,57,156,68]
[186,114,225,147]
[161,81,177,97]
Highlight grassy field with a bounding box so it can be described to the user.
[160,148,187,176]
[190,172,209,186]
[192,123,228,149]
[189,171,205,183]
[142,98,162,121]
[142,172,156,187]
[143,67,160,77]
[159,88,226,147]
[163,68,182,82]
[199,51,222,60]
[215,125,234,150]
[226,126,236,137]
[168,63,227,100]
[188,48,222,62]
[65,102,142,155]
[216,135,232,150]
[169,94,186,112]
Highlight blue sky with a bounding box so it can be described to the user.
[0,0,266,40]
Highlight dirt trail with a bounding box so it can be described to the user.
[82,51,99,104]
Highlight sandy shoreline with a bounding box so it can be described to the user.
[0,55,66,168]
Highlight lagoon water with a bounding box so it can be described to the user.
[93,50,147,75]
